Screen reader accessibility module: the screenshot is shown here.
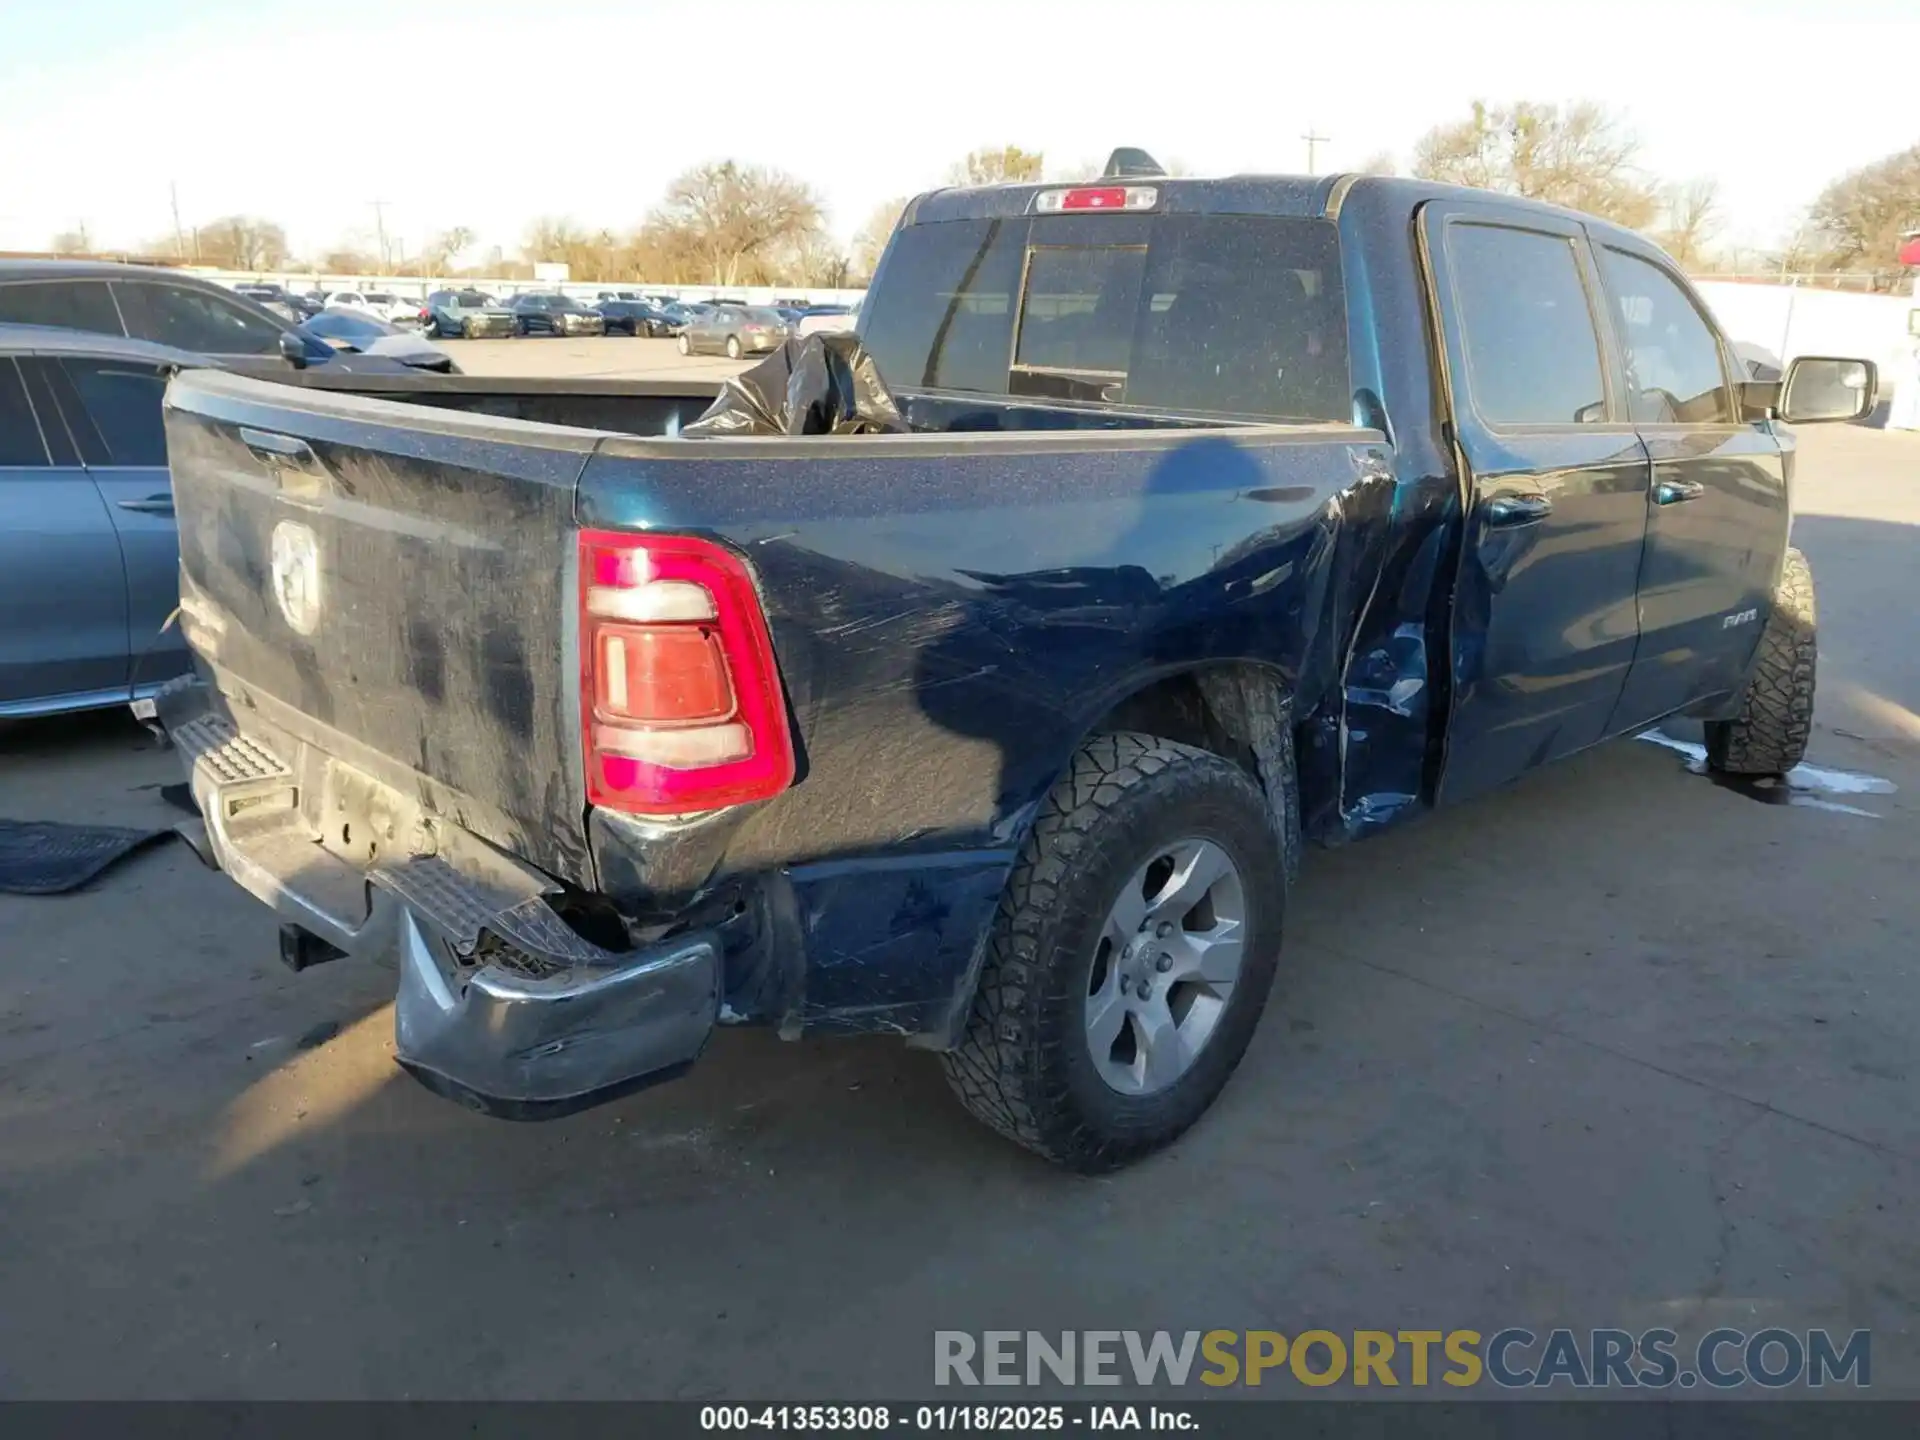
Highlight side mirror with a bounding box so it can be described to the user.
[1778,356,1877,424]
[278,330,310,370]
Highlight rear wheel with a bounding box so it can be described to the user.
[677,333,691,356]
[1705,546,1816,775]
[942,732,1286,1171]
[725,335,742,360]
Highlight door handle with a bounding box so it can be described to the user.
[240,427,316,465]
[1485,493,1553,528]
[116,494,175,517]
[1653,479,1705,506]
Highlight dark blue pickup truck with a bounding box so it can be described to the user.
[156,160,1875,1170]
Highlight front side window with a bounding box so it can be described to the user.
[1597,248,1736,424]
[115,283,285,355]
[52,358,169,467]
[1446,224,1608,426]
[0,280,125,337]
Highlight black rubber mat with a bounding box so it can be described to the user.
[0,819,179,895]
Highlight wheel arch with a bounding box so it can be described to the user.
[919,661,1303,1053]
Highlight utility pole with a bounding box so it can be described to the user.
[170,182,185,259]
[1302,125,1331,176]
[370,199,391,272]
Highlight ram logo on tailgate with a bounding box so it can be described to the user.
[270,520,322,635]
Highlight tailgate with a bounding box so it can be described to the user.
[164,369,601,882]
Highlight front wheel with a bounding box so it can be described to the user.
[725,335,742,359]
[1705,546,1816,775]
[942,732,1286,1171]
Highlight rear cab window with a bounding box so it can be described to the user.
[861,212,1351,422]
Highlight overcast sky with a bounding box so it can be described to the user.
[2,0,1914,265]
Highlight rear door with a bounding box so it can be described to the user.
[37,355,192,690]
[1590,242,1788,727]
[0,355,131,709]
[1421,201,1654,804]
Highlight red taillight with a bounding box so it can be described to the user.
[579,530,795,814]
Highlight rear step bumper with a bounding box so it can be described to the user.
[157,678,719,1119]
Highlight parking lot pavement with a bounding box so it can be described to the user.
[449,335,748,381]
[1,425,1917,1400]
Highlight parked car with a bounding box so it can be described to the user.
[154,162,1875,1170]
[649,303,699,335]
[0,260,416,375]
[423,289,516,340]
[324,290,421,325]
[595,299,677,337]
[0,326,196,717]
[506,292,606,336]
[232,283,321,322]
[297,309,458,372]
[794,303,857,338]
[677,304,792,357]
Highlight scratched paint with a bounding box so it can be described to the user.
[1636,729,1896,818]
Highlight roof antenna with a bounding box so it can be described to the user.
[1102,147,1166,179]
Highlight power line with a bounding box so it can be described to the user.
[370,199,391,270]
[1302,125,1331,176]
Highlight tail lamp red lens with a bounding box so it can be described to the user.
[579,529,795,814]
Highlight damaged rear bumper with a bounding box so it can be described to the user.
[158,678,718,1119]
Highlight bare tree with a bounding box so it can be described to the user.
[317,246,381,274]
[1354,151,1398,177]
[421,225,476,275]
[1804,142,1920,289]
[1412,101,1661,228]
[851,196,909,279]
[950,145,1044,186]
[522,217,624,281]
[796,237,853,289]
[50,224,93,255]
[1655,178,1720,267]
[648,162,824,287]
[196,215,291,270]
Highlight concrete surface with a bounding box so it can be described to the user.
[1,414,1917,1400]
[450,334,749,381]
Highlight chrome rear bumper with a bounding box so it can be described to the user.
[159,679,718,1118]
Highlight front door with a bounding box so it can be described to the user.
[1421,202,1654,805]
[1589,243,1790,728]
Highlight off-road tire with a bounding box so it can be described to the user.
[1705,546,1816,775]
[941,731,1286,1171]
